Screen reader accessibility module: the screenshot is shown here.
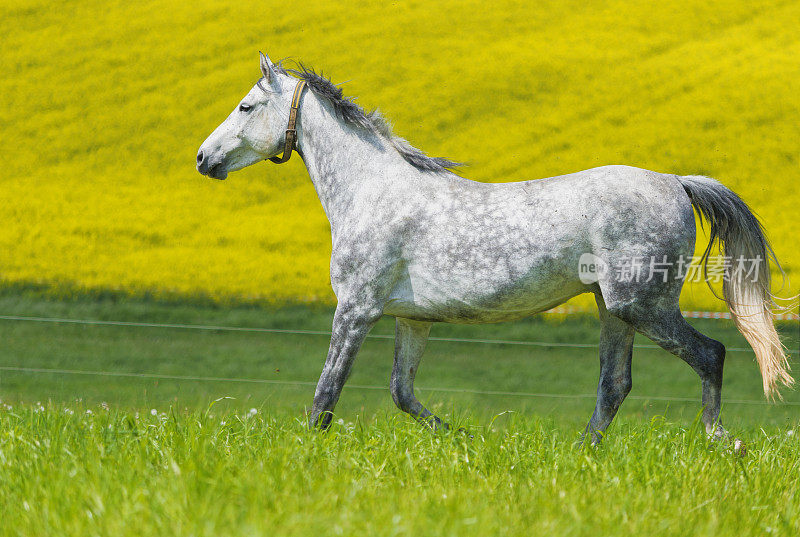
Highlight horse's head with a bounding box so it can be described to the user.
[196,52,295,180]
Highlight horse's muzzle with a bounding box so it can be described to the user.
[196,150,228,180]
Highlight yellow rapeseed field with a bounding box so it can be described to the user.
[1,0,798,310]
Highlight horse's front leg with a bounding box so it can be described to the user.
[309,301,382,429]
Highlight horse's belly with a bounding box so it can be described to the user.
[383,268,587,323]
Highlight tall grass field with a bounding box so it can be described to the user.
[2,409,799,537]
[0,295,798,536]
[0,296,798,536]
[1,0,798,309]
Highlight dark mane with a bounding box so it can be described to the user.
[273,62,462,173]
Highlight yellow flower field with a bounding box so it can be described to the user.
[1,0,798,311]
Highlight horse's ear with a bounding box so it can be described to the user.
[259,51,276,83]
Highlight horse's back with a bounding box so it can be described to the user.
[381,165,695,323]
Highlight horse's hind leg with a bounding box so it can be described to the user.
[391,318,447,429]
[603,296,730,441]
[584,296,635,444]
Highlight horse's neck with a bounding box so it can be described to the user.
[296,95,394,226]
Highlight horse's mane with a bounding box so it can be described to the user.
[273,62,462,173]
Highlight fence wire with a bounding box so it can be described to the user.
[1,313,797,406]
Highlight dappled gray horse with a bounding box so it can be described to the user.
[197,53,793,443]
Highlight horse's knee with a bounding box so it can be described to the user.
[600,375,632,408]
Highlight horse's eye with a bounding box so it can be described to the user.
[239,103,252,112]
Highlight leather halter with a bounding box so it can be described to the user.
[268,80,307,164]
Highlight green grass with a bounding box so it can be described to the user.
[0,295,798,536]
[1,407,799,536]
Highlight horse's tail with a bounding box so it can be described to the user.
[678,175,794,399]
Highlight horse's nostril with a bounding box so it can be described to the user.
[196,150,204,164]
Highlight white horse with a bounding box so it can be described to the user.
[197,53,792,443]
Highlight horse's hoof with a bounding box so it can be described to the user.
[733,438,747,456]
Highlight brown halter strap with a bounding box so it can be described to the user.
[268,80,307,164]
